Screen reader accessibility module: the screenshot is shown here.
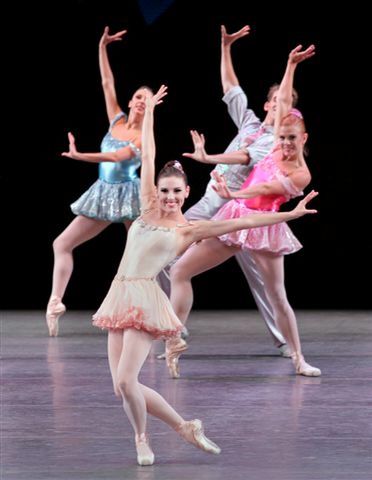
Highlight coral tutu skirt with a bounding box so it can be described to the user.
[92,276,183,339]
[213,201,302,255]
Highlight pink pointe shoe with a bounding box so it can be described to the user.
[157,328,190,360]
[165,337,188,379]
[46,296,66,337]
[176,419,221,454]
[292,353,321,377]
[135,433,155,466]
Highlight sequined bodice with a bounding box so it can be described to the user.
[98,112,141,183]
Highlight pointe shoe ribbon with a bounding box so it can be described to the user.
[292,353,321,377]
[176,419,221,455]
[165,337,188,379]
[46,296,66,337]
[135,433,155,466]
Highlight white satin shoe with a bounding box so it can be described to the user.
[292,353,321,376]
[135,433,154,466]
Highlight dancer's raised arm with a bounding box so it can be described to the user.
[274,44,315,138]
[140,85,168,207]
[220,24,250,94]
[99,26,127,121]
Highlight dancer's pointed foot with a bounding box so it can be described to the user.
[166,337,188,379]
[292,353,321,376]
[46,296,66,337]
[176,419,221,454]
[158,327,189,360]
[135,433,155,466]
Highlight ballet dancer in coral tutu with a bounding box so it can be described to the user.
[92,85,318,465]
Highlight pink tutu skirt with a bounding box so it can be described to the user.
[213,201,302,255]
[92,277,183,339]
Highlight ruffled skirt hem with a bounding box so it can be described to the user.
[92,278,183,339]
[92,314,183,339]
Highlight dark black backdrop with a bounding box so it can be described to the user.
[3,1,369,310]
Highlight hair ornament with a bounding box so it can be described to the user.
[173,160,184,172]
[289,108,303,119]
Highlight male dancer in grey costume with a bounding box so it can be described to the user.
[158,24,297,356]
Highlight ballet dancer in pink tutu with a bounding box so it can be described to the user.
[167,44,321,379]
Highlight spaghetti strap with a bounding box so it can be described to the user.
[109,111,127,132]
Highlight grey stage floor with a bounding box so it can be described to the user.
[1,310,372,480]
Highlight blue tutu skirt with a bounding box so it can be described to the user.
[71,178,141,222]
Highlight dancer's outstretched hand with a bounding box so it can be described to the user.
[61,132,78,158]
[289,44,316,65]
[290,190,318,218]
[221,24,250,48]
[182,130,209,163]
[145,84,168,110]
[100,26,127,47]
[211,171,233,199]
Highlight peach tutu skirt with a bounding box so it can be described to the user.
[92,277,183,339]
[213,201,302,255]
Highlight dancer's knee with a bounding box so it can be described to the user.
[52,235,72,255]
[269,290,291,315]
[170,262,192,284]
[117,376,137,399]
